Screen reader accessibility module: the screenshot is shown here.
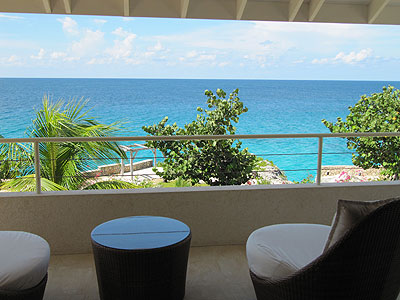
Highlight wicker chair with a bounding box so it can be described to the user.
[0,275,48,300]
[0,231,50,300]
[249,199,400,300]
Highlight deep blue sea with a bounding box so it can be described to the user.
[0,78,398,181]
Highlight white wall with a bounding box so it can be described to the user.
[1,181,399,254]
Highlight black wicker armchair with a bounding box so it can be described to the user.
[0,275,48,300]
[249,199,400,300]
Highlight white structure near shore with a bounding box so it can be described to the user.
[85,160,384,186]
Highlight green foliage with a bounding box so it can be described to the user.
[0,96,137,191]
[142,88,256,186]
[322,86,400,179]
[255,177,272,185]
[1,175,66,192]
[83,180,139,190]
[0,134,33,182]
[174,177,192,187]
[253,157,275,171]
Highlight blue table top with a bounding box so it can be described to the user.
[91,216,191,250]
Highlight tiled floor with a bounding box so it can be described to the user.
[44,245,256,300]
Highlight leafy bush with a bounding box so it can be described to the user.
[142,88,256,186]
[322,86,400,179]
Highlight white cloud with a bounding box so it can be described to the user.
[63,57,80,62]
[152,20,387,71]
[125,58,141,65]
[0,14,24,20]
[122,17,135,22]
[144,51,155,58]
[155,22,293,65]
[106,28,136,59]
[148,41,163,52]
[112,27,133,37]
[250,21,371,39]
[7,55,18,62]
[334,49,372,64]
[178,50,218,65]
[312,49,373,65]
[31,48,45,60]
[0,55,22,65]
[312,58,329,64]
[186,50,198,58]
[197,54,216,61]
[58,17,79,35]
[50,52,67,59]
[87,58,111,65]
[71,29,104,56]
[218,62,230,67]
[94,19,107,25]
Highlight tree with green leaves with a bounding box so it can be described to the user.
[142,88,256,186]
[322,86,400,179]
[0,96,136,191]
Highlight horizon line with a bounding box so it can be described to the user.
[1,77,400,82]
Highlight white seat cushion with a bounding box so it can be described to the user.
[246,224,330,280]
[0,231,50,291]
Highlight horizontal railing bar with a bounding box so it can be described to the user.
[0,151,355,162]
[20,169,318,178]
[1,132,400,143]
[281,169,318,172]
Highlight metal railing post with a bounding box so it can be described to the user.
[130,151,134,182]
[34,141,41,194]
[120,158,125,176]
[316,137,323,185]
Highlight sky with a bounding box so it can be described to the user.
[1,12,400,80]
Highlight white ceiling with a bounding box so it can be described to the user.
[0,0,399,25]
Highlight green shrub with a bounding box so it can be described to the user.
[322,86,400,180]
[143,89,256,186]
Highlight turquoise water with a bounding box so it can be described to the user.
[0,78,398,181]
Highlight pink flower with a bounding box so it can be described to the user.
[336,171,351,183]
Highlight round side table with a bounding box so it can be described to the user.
[91,216,191,300]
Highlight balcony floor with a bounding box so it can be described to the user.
[44,245,256,300]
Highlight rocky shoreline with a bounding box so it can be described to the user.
[82,160,384,186]
[249,160,292,185]
[321,165,382,183]
[248,162,383,185]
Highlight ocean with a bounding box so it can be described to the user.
[0,78,398,181]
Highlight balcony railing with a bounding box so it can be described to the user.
[1,131,400,194]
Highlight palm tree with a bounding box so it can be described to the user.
[0,96,137,191]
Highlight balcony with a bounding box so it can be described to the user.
[1,133,400,299]
[1,0,400,297]
[2,181,400,299]
[46,245,254,300]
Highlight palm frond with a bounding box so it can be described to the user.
[0,135,33,179]
[0,175,67,192]
[4,96,129,191]
[83,180,139,190]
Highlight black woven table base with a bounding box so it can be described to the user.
[0,274,47,300]
[249,199,400,300]
[92,234,191,300]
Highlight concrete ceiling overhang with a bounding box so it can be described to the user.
[0,0,399,25]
